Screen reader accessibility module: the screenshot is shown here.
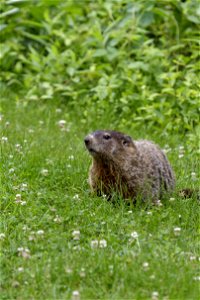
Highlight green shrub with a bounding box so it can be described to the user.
[0,0,199,133]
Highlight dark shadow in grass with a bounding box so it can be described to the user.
[93,190,161,212]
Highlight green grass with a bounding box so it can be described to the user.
[1,96,199,300]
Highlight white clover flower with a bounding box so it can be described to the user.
[72,230,80,240]
[131,231,139,239]
[68,155,74,160]
[91,240,98,249]
[72,290,80,300]
[0,233,5,240]
[58,120,66,128]
[178,154,184,158]
[20,183,28,191]
[1,136,8,142]
[15,194,23,204]
[99,239,107,248]
[41,169,49,176]
[178,146,185,154]
[163,147,171,153]
[53,215,62,223]
[143,262,149,270]
[50,207,57,212]
[17,267,24,272]
[65,267,72,274]
[191,172,197,181]
[21,251,30,259]
[147,211,152,215]
[174,227,181,236]
[79,268,86,278]
[17,247,31,259]
[15,143,22,150]
[193,276,200,281]
[128,210,133,214]
[15,199,22,203]
[17,247,24,252]
[73,194,79,200]
[9,168,15,174]
[190,256,196,261]
[15,194,22,200]
[154,199,162,206]
[28,235,35,241]
[152,291,159,300]
[169,197,175,201]
[5,121,10,127]
[37,230,44,235]
[56,108,62,113]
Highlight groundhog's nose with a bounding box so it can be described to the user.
[84,135,93,146]
[84,134,97,155]
[84,137,90,146]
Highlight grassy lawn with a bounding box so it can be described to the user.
[0,2,199,298]
[1,96,199,300]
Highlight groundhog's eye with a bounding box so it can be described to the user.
[122,135,132,146]
[122,140,128,146]
[103,134,111,140]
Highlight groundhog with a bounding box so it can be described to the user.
[84,130,175,202]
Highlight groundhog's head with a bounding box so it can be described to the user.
[84,130,136,160]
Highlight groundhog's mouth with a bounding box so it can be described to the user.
[88,148,97,154]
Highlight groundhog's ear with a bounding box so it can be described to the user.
[122,135,133,146]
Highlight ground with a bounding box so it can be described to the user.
[1,96,199,300]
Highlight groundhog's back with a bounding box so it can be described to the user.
[134,140,175,196]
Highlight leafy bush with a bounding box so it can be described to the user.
[0,0,199,133]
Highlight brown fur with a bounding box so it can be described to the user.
[84,130,175,202]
